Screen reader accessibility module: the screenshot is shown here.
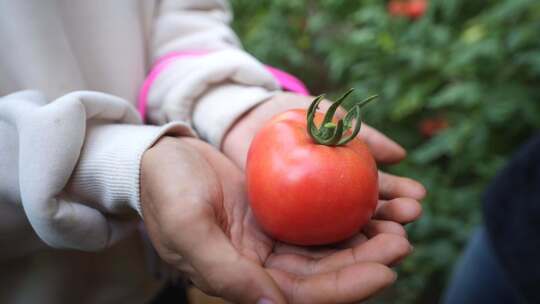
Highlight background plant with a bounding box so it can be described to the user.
[230,0,540,302]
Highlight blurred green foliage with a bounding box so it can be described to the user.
[230,0,540,302]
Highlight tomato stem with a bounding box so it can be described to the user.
[307,89,377,146]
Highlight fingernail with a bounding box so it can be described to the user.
[417,184,427,198]
[257,298,275,304]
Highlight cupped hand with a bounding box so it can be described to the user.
[141,136,419,304]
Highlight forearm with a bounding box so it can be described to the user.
[0,90,193,251]
[143,0,282,148]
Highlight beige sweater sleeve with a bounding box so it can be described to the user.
[0,90,193,251]
[146,0,281,147]
[0,0,279,253]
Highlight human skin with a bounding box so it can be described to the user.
[140,93,425,303]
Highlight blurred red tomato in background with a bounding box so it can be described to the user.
[388,0,427,20]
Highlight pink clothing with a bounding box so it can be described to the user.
[138,51,309,120]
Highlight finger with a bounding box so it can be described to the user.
[331,233,411,268]
[316,234,411,271]
[359,124,406,164]
[379,171,427,200]
[363,219,407,238]
[273,242,338,259]
[268,263,396,304]
[374,198,422,224]
[335,232,368,249]
[266,234,411,276]
[265,253,316,277]
[170,210,286,304]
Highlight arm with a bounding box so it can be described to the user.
[0,90,192,251]
[144,0,280,147]
[483,134,540,303]
[138,2,426,303]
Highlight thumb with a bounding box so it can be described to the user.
[173,215,286,304]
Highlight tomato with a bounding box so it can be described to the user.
[246,91,379,245]
[388,0,427,20]
[388,1,407,17]
[405,0,427,19]
[419,116,449,138]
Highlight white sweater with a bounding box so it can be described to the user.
[0,0,279,302]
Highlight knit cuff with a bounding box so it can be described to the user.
[67,122,195,216]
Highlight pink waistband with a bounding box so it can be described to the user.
[137,51,309,121]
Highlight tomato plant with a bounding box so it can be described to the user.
[246,91,379,245]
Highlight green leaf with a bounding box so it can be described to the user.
[429,82,482,108]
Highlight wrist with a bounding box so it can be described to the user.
[140,136,212,219]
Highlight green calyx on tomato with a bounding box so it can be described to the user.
[307,88,377,146]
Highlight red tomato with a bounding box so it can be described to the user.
[405,0,427,19]
[419,117,449,138]
[246,93,379,245]
[388,1,407,16]
[388,0,427,20]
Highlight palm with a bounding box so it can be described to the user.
[142,137,423,304]
[227,200,404,271]
[210,146,416,303]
